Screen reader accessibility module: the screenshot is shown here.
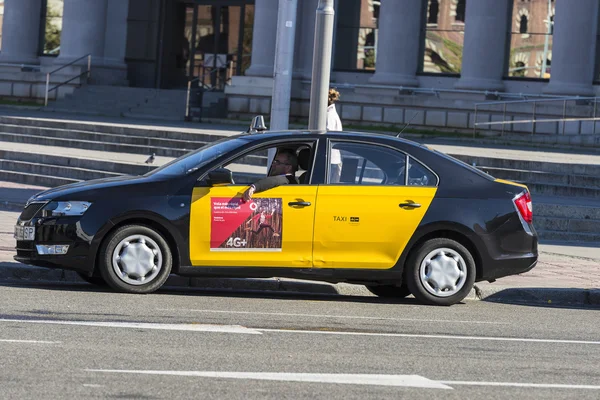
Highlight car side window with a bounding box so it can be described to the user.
[328,142,406,185]
[208,143,314,185]
[407,157,438,186]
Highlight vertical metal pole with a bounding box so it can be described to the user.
[502,103,507,136]
[540,0,552,79]
[44,73,50,106]
[594,98,597,135]
[562,99,567,135]
[268,0,299,168]
[473,105,478,138]
[532,101,536,135]
[87,55,92,81]
[270,0,298,131]
[308,0,335,131]
[185,80,192,120]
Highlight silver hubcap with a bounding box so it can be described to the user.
[419,248,467,297]
[112,235,163,286]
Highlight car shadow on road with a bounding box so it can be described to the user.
[479,287,600,309]
[0,279,429,306]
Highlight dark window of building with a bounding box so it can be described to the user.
[428,0,439,25]
[41,0,64,56]
[519,15,528,33]
[421,0,466,75]
[455,0,466,23]
[333,0,380,71]
[508,0,554,79]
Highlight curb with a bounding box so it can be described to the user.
[1,262,598,306]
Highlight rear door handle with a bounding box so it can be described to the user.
[399,202,421,209]
[288,201,312,207]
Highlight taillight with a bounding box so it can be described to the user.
[513,190,533,224]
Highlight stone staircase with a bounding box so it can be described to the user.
[0,115,598,244]
[43,85,227,121]
[451,154,600,243]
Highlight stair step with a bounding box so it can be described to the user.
[0,124,209,148]
[537,229,600,243]
[453,154,600,176]
[0,150,153,175]
[535,216,600,233]
[0,159,121,181]
[482,167,600,188]
[0,170,79,188]
[0,132,192,157]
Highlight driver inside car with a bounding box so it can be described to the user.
[243,148,299,201]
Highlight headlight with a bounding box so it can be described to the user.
[41,201,92,217]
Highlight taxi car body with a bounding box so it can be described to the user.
[14,127,538,306]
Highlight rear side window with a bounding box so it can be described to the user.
[408,157,438,186]
[327,141,438,187]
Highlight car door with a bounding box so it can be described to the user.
[312,140,439,270]
[189,142,318,268]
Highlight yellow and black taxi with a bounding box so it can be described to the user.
[14,122,537,306]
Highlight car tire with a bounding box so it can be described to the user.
[98,225,173,294]
[405,238,475,306]
[76,272,107,286]
[366,284,412,298]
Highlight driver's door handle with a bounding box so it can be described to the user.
[288,201,312,207]
[399,202,421,209]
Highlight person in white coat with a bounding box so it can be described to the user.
[327,88,343,183]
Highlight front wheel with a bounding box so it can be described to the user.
[405,238,475,306]
[98,225,173,294]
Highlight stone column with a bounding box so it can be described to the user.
[55,0,108,65]
[454,0,511,91]
[103,0,129,68]
[369,0,423,87]
[0,0,43,65]
[293,0,319,79]
[245,0,279,77]
[544,0,599,96]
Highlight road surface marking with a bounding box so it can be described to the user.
[82,384,104,388]
[85,370,451,389]
[155,308,508,325]
[257,328,600,345]
[0,339,60,344]
[0,318,262,335]
[440,381,600,390]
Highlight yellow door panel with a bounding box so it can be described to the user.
[313,186,437,269]
[190,186,317,267]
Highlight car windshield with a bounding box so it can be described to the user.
[143,136,250,177]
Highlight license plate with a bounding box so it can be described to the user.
[14,226,35,241]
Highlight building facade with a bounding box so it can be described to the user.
[0,0,600,129]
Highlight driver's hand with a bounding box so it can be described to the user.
[243,185,256,202]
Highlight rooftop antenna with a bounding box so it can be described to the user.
[396,112,419,137]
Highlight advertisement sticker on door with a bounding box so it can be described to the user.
[210,197,283,251]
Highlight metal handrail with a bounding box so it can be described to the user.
[185,77,200,121]
[44,54,92,106]
[473,96,600,137]
[0,62,41,71]
[305,81,572,100]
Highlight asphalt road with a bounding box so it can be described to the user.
[0,282,599,399]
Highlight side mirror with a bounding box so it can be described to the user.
[206,168,234,186]
[247,115,268,133]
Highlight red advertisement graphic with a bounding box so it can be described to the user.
[210,197,283,251]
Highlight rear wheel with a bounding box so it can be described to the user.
[98,225,172,294]
[366,284,411,298]
[405,238,475,306]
